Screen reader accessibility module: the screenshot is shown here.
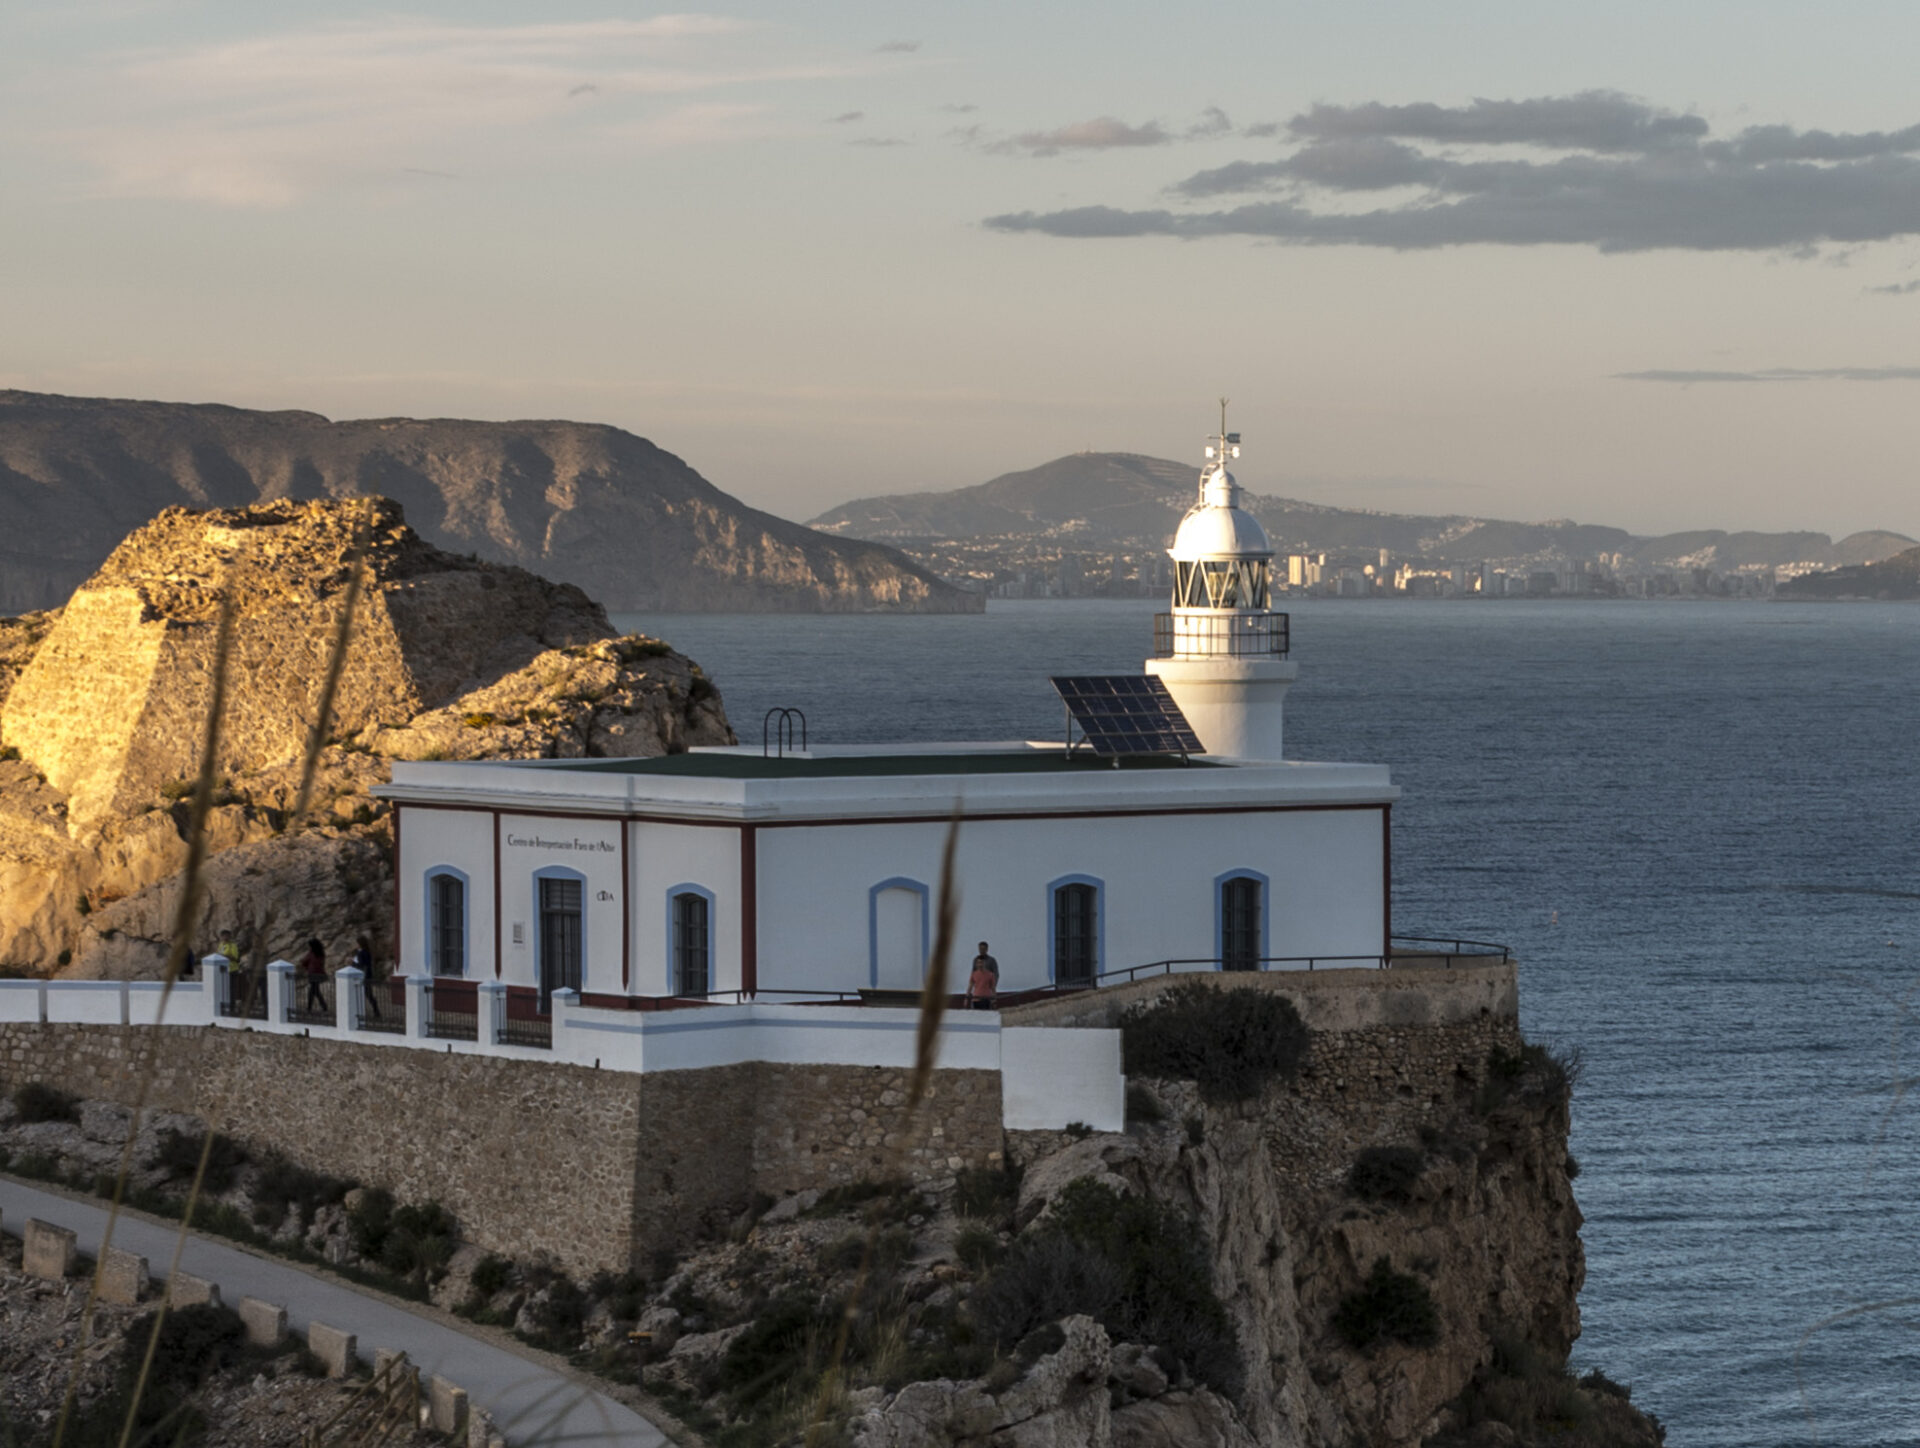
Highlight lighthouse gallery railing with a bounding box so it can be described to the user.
[1154,612,1289,658]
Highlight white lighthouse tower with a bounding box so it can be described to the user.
[1144,404,1297,760]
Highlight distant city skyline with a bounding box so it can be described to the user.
[3,1,1919,538]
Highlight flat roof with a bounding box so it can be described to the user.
[551,751,1220,780]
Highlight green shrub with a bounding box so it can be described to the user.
[1478,1042,1584,1113]
[1124,1081,1165,1125]
[14,1081,79,1124]
[462,712,497,729]
[156,1128,248,1194]
[1332,1258,1440,1351]
[523,1276,589,1350]
[1348,1145,1426,1204]
[470,1253,513,1299]
[821,1226,913,1278]
[1121,980,1310,1103]
[349,1188,456,1285]
[975,1178,1242,1397]
[952,1163,1021,1222]
[954,1223,1004,1274]
[712,1292,835,1415]
[251,1153,350,1231]
[972,1233,1122,1345]
[1565,1153,1582,1180]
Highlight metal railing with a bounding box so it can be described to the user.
[218,968,267,1021]
[498,987,552,1048]
[286,977,333,1027]
[357,980,405,1034]
[1081,936,1512,990]
[1153,612,1290,659]
[423,978,478,1042]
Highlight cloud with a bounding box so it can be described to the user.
[32,16,866,206]
[986,90,1920,254]
[828,110,864,123]
[1616,366,1920,382]
[940,103,978,114]
[850,137,907,148]
[1867,279,1920,295]
[1187,107,1232,139]
[1001,117,1171,156]
[875,40,920,53]
[1288,92,1709,152]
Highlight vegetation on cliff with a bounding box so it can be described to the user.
[0,496,736,977]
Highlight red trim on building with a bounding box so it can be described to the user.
[620,822,632,991]
[741,824,758,998]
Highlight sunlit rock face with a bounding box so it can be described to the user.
[0,497,734,975]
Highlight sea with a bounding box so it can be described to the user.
[614,598,1920,1447]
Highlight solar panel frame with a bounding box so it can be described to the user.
[1049,675,1206,758]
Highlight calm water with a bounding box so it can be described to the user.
[616,599,1920,1446]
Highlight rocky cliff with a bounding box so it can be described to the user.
[1778,544,1920,600]
[0,496,735,976]
[0,390,979,615]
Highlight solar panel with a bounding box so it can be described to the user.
[1049,675,1205,758]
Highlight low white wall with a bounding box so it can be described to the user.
[1001,1027,1125,1132]
[559,1002,1006,1075]
[0,980,46,1023]
[15,981,1126,1131]
[126,980,211,1027]
[44,981,126,1025]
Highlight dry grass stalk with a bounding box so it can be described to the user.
[290,494,373,827]
[47,590,237,1448]
[805,810,962,1447]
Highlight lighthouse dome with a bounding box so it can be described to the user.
[1169,465,1272,562]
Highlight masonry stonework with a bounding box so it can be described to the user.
[0,1025,1005,1275]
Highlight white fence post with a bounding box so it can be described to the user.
[205,955,233,1022]
[266,960,294,1027]
[403,975,430,1039]
[478,981,506,1048]
[335,966,363,1033]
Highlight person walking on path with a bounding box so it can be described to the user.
[301,937,328,1013]
[967,941,1000,1010]
[351,934,381,1020]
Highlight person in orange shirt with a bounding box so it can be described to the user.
[967,941,999,1010]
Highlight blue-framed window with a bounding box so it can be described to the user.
[534,866,587,1009]
[1215,868,1270,971]
[868,877,931,988]
[1047,874,1103,988]
[426,868,469,977]
[665,883,716,997]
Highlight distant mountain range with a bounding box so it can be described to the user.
[811,451,1913,573]
[0,391,979,615]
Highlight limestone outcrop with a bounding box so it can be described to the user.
[0,496,734,975]
[0,389,981,614]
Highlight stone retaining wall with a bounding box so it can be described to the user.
[0,1024,1004,1275]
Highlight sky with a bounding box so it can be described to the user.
[2,1,1919,538]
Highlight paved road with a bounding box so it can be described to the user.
[0,1176,669,1447]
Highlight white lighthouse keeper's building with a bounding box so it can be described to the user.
[377,416,1400,1019]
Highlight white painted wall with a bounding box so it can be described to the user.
[397,807,496,978]
[0,979,45,1022]
[1001,1027,1125,1132]
[44,980,125,1024]
[628,821,739,995]
[755,807,1384,994]
[496,813,624,994]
